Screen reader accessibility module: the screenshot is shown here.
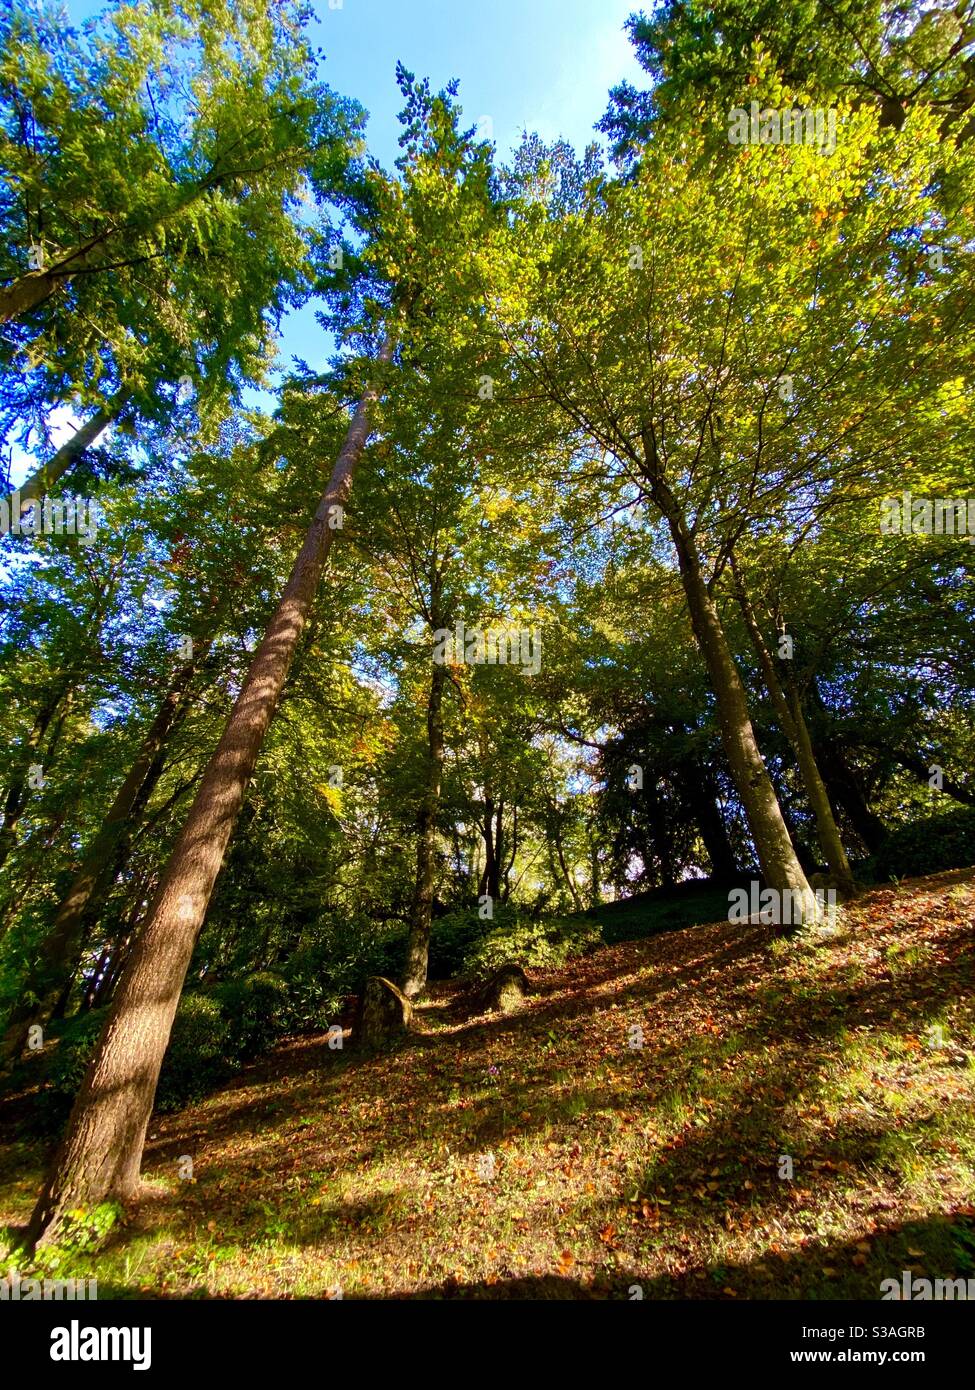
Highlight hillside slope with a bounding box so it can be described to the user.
[2,868,974,1299]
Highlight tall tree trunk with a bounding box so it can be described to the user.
[402,660,446,998]
[84,870,154,1012]
[806,686,888,853]
[588,829,600,909]
[479,795,497,900]
[80,945,113,1012]
[0,680,73,874]
[0,646,205,1066]
[3,392,127,514]
[645,779,677,888]
[786,683,858,887]
[491,801,504,900]
[501,803,518,901]
[730,559,855,898]
[89,927,137,1010]
[49,973,75,1023]
[550,807,583,910]
[771,768,819,876]
[677,758,738,880]
[649,476,816,919]
[23,340,393,1250]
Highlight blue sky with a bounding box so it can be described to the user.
[14,0,645,473]
[310,0,644,167]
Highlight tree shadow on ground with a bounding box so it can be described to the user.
[0,874,971,1296]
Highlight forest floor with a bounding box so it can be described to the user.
[1,867,974,1299]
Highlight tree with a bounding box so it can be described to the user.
[600,1,975,163]
[0,0,364,493]
[484,102,975,918]
[24,331,393,1248]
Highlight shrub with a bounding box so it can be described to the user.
[156,993,234,1110]
[277,915,405,1031]
[214,971,289,1062]
[461,912,601,978]
[866,807,975,883]
[43,992,234,1123]
[426,906,509,979]
[369,928,409,985]
[44,1008,106,1109]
